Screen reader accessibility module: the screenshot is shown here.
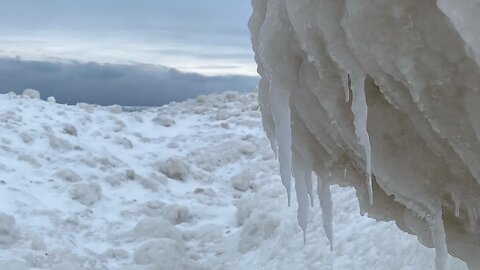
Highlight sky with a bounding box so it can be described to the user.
[0,0,259,105]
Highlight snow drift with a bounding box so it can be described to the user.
[250,1,480,269]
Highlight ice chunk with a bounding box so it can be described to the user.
[215,109,231,120]
[157,158,189,181]
[133,217,182,242]
[159,204,190,225]
[231,169,253,192]
[47,96,56,103]
[69,183,102,206]
[115,137,134,149]
[22,88,40,99]
[152,114,175,127]
[134,239,192,269]
[56,169,81,183]
[62,123,78,136]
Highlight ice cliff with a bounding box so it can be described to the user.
[249,1,480,269]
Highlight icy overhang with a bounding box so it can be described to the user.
[250,1,480,269]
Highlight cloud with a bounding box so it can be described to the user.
[0,57,259,106]
[0,1,255,76]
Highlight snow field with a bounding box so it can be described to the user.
[0,90,467,269]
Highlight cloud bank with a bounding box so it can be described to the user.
[0,58,259,106]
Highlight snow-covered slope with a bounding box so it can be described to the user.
[250,1,480,269]
[0,91,468,269]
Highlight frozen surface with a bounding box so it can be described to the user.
[0,91,468,269]
[250,0,480,269]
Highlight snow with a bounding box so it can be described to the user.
[250,0,480,268]
[0,90,470,269]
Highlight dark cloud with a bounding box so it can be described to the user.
[0,58,259,106]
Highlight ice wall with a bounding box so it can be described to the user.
[249,0,480,269]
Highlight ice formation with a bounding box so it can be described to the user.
[250,0,480,269]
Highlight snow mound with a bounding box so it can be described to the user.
[250,1,480,269]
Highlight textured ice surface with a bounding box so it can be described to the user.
[250,0,480,268]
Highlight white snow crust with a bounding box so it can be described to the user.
[250,0,480,269]
[0,91,469,269]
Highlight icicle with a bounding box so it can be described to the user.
[343,167,347,178]
[292,153,309,243]
[343,73,351,103]
[451,192,460,218]
[305,170,314,207]
[454,201,460,218]
[270,84,292,206]
[429,206,448,270]
[350,73,373,205]
[316,173,333,250]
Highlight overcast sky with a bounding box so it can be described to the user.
[0,1,258,105]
